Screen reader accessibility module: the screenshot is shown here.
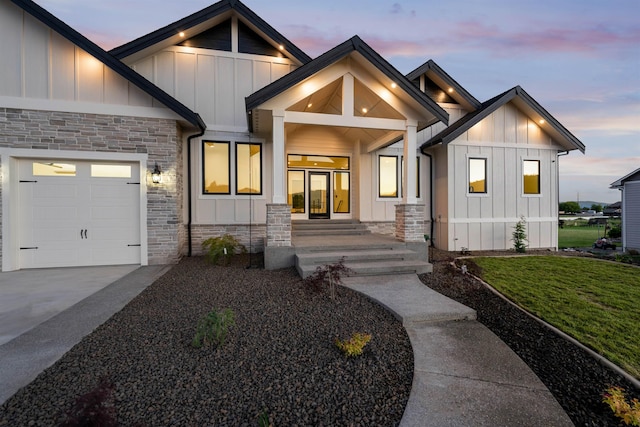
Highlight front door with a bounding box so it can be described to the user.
[309,172,330,219]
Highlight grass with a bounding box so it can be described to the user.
[471,256,640,379]
[558,218,620,248]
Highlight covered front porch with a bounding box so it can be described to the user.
[245,37,448,269]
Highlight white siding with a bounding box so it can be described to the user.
[442,103,562,251]
[623,181,640,251]
[131,47,297,132]
[0,0,167,114]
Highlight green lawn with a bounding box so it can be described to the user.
[471,256,640,378]
[558,218,620,248]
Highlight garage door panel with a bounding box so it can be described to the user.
[18,159,141,269]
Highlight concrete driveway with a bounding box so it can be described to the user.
[0,264,169,404]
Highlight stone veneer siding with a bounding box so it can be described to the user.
[190,224,267,255]
[0,108,184,266]
[395,204,426,242]
[266,204,291,247]
[362,221,396,236]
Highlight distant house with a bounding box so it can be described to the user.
[0,0,585,272]
[611,169,640,252]
[603,201,622,216]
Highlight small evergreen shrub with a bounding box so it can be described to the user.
[335,332,372,357]
[192,308,235,349]
[202,234,247,265]
[512,216,528,253]
[60,377,116,427]
[609,224,622,239]
[603,386,640,426]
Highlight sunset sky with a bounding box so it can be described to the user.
[35,0,640,204]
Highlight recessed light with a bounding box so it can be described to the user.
[179,32,185,37]
[539,119,545,125]
[362,108,368,113]
[307,103,313,108]
[278,44,284,50]
[391,83,397,89]
[447,88,454,93]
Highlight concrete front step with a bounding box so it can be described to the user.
[295,246,431,278]
[291,220,371,236]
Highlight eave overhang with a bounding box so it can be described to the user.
[11,0,206,132]
[420,86,585,155]
[407,59,481,111]
[109,0,311,66]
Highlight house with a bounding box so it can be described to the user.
[603,201,622,217]
[0,0,584,272]
[611,168,640,252]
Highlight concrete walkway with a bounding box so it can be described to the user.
[1,266,572,425]
[343,274,573,427]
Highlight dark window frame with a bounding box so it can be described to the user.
[523,159,541,195]
[235,142,263,195]
[468,157,487,194]
[202,141,231,195]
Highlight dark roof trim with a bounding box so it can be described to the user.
[407,59,481,110]
[110,0,311,64]
[246,36,448,125]
[611,167,640,188]
[11,0,205,131]
[420,86,585,154]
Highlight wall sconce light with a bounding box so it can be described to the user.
[151,163,162,184]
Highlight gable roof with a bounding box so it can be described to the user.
[406,60,481,111]
[246,36,449,127]
[110,0,311,65]
[420,85,585,154]
[611,167,640,188]
[11,0,205,131]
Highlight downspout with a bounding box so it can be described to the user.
[187,126,206,257]
[423,152,435,247]
[556,150,569,250]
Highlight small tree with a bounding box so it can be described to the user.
[591,203,603,213]
[512,216,528,253]
[202,234,247,265]
[304,258,352,300]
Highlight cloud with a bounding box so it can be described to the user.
[449,20,640,58]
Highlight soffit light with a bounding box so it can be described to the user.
[447,87,454,93]
[179,32,185,37]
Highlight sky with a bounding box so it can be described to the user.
[35,0,640,204]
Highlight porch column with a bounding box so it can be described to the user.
[403,121,418,204]
[272,109,286,204]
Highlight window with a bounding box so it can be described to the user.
[468,158,486,193]
[203,142,230,194]
[91,164,131,178]
[288,171,305,213]
[334,171,350,213]
[236,143,262,194]
[523,160,540,194]
[287,155,349,170]
[32,162,76,176]
[379,155,398,198]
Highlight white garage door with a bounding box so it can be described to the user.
[17,159,141,269]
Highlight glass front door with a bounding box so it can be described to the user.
[309,172,330,219]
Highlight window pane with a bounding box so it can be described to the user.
[288,171,305,213]
[236,143,261,194]
[523,160,540,194]
[334,171,350,213]
[203,142,230,194]
[469,158,486,193]
[91,164,131,178]
[379,156,398,197]
[33,162,76,176]
[287,155,349,170]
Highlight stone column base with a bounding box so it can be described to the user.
[396,204,426,242]
[266,204,291,247]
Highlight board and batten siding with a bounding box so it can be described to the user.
[623,181,640,251]
[444,103,561,251]
[131,46,297,132]
[0,1,168,114]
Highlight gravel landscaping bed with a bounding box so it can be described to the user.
[421,248,640,427]
[0,255,413,426]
